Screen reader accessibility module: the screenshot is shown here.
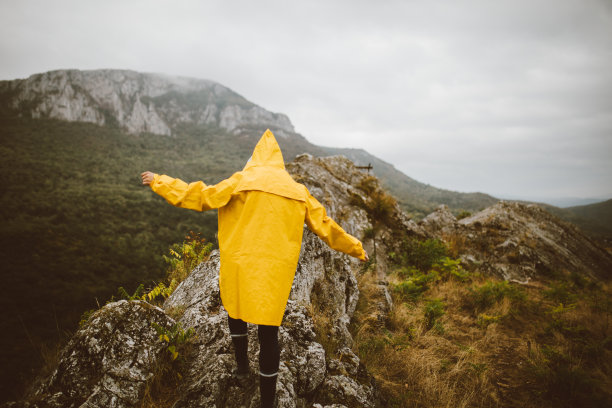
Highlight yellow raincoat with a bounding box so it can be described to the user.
[150,129,366,326]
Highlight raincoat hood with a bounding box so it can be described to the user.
[243,129,285,170]
[236,129,306,202]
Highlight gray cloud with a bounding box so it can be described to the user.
[1,0,610,202]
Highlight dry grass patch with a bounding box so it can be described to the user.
[352,253,612,408]
[352,267,500,407]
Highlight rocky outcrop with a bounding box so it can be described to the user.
[158,231,377,408]
[287,154,423,273]
[287,153,417,330]
[16,300,175,407]
[0,69,295,137]
[421,202,612,282]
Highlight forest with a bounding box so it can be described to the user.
[0,116,259,400]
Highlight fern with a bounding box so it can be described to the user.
[143,279,178,303]
[151,321,196,361]
[116,283,145,301]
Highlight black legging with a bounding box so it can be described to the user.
[227,315,280,376]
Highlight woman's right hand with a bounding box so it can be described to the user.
[141,171,155,186]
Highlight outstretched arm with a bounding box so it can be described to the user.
[141,171,240,211]
[305,191,368,261]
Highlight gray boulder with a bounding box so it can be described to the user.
[19,300,175,408]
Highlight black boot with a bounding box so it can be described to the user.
[259,372,277,408]
[231,334,249,375]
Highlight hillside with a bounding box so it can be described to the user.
[0,117,218,400]
[6,68,607,225]
[323,146,499,218]
[546,199,612,245]
[7,154,612,408]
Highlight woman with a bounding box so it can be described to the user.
[141,129,367,407]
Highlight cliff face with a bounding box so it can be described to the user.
[0,69,294,137]
[7,155,611,408]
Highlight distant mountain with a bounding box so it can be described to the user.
[545,197,608,208]
[499,195,607,208]
[0,69,295,137]
[0,69,499,217]
[546,199,612,244]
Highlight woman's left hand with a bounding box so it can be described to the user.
[141,171,155,185]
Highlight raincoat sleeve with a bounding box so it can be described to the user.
[305,191,367,261]
[150,173,240,211]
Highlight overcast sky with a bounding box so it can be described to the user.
[1,0,611,205]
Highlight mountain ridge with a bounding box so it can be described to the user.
[0,68,501,217]
[0,68,296,138]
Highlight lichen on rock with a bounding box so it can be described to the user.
[18,300,175,408]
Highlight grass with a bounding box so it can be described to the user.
[350,237,612,408]
[139,331,197,408]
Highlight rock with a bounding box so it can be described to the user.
[315,374,376,408]
[420,204,458,236]
[287,153,424,276]
[287,154,371,235]
[423,200,612,282]
[159,225,377,407]
[21,300,175,408]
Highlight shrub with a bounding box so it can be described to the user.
[435,257,470,281]
[78,309,96,327]
[424,298,445,331]
[117,283,146,301]
[477,313,502,328]
[365,190,397,224]
[141,322,197,407]
[456,210,472,220]
[143,279,179,304]
[544,282,577,305]
[151,321,196,362]
[354,176,397,226]
[393,269,439,301]
[357,176,378,195]
[467,281,526,311]
[528,344,600,405]
[394,280,426,301]
[396,265,423,280]
[357,335,389,360]
[394,238,448,271]
[163,231,213,283]
[545,303,589,337]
